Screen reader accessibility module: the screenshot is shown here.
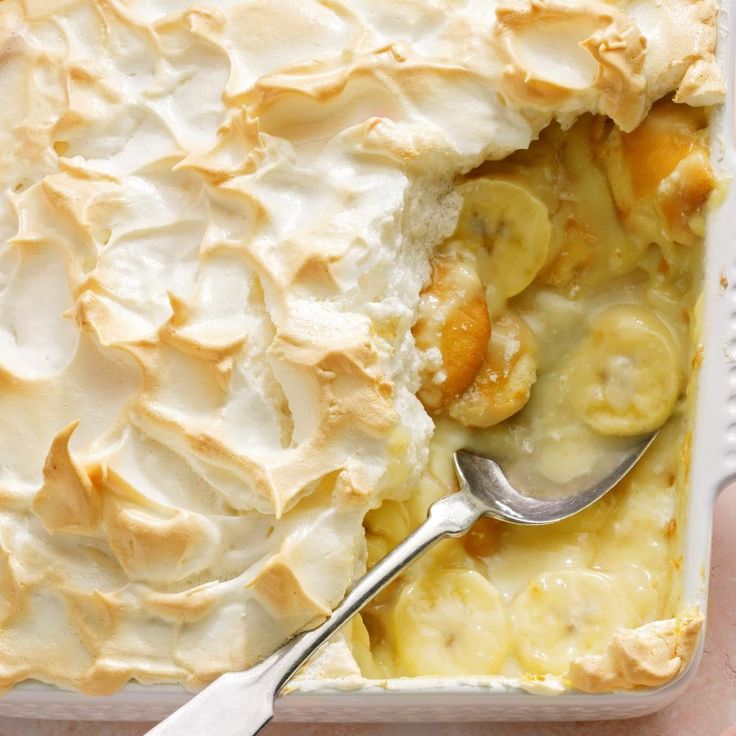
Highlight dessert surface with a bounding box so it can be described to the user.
[0,0,723,693]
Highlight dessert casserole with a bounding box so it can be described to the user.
[0,0,725,697]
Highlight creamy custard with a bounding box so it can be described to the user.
[359,103,711,687]
[0,0,723,695]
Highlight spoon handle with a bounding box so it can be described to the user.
[146,491,483,736]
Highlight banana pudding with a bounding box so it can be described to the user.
[359,102,713,688]
[0,0,724,695]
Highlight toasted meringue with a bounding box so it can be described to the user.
[568,610,705,692]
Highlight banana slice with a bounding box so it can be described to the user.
[567,305,682,436]
[449,310,537,428]
[414,249,491,411]
[486,530,595,600]
[393,569,510,676]
[455,179,551,309]
[511,571,630,675]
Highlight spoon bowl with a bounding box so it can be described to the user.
[455,432,656,525]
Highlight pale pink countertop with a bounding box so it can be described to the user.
[2,484,735,736]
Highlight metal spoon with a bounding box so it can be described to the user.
[147,432,656,736]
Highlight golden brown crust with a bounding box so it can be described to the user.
[568,611,705,693]
[31,423,102,534]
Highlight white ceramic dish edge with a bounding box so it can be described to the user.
[2,4,734,723]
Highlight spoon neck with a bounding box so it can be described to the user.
[427,490,485,536]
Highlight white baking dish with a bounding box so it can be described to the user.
[1,5,734,726]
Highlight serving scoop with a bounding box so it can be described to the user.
[147,432,656,736]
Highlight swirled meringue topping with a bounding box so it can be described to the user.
[0,0,723,693]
